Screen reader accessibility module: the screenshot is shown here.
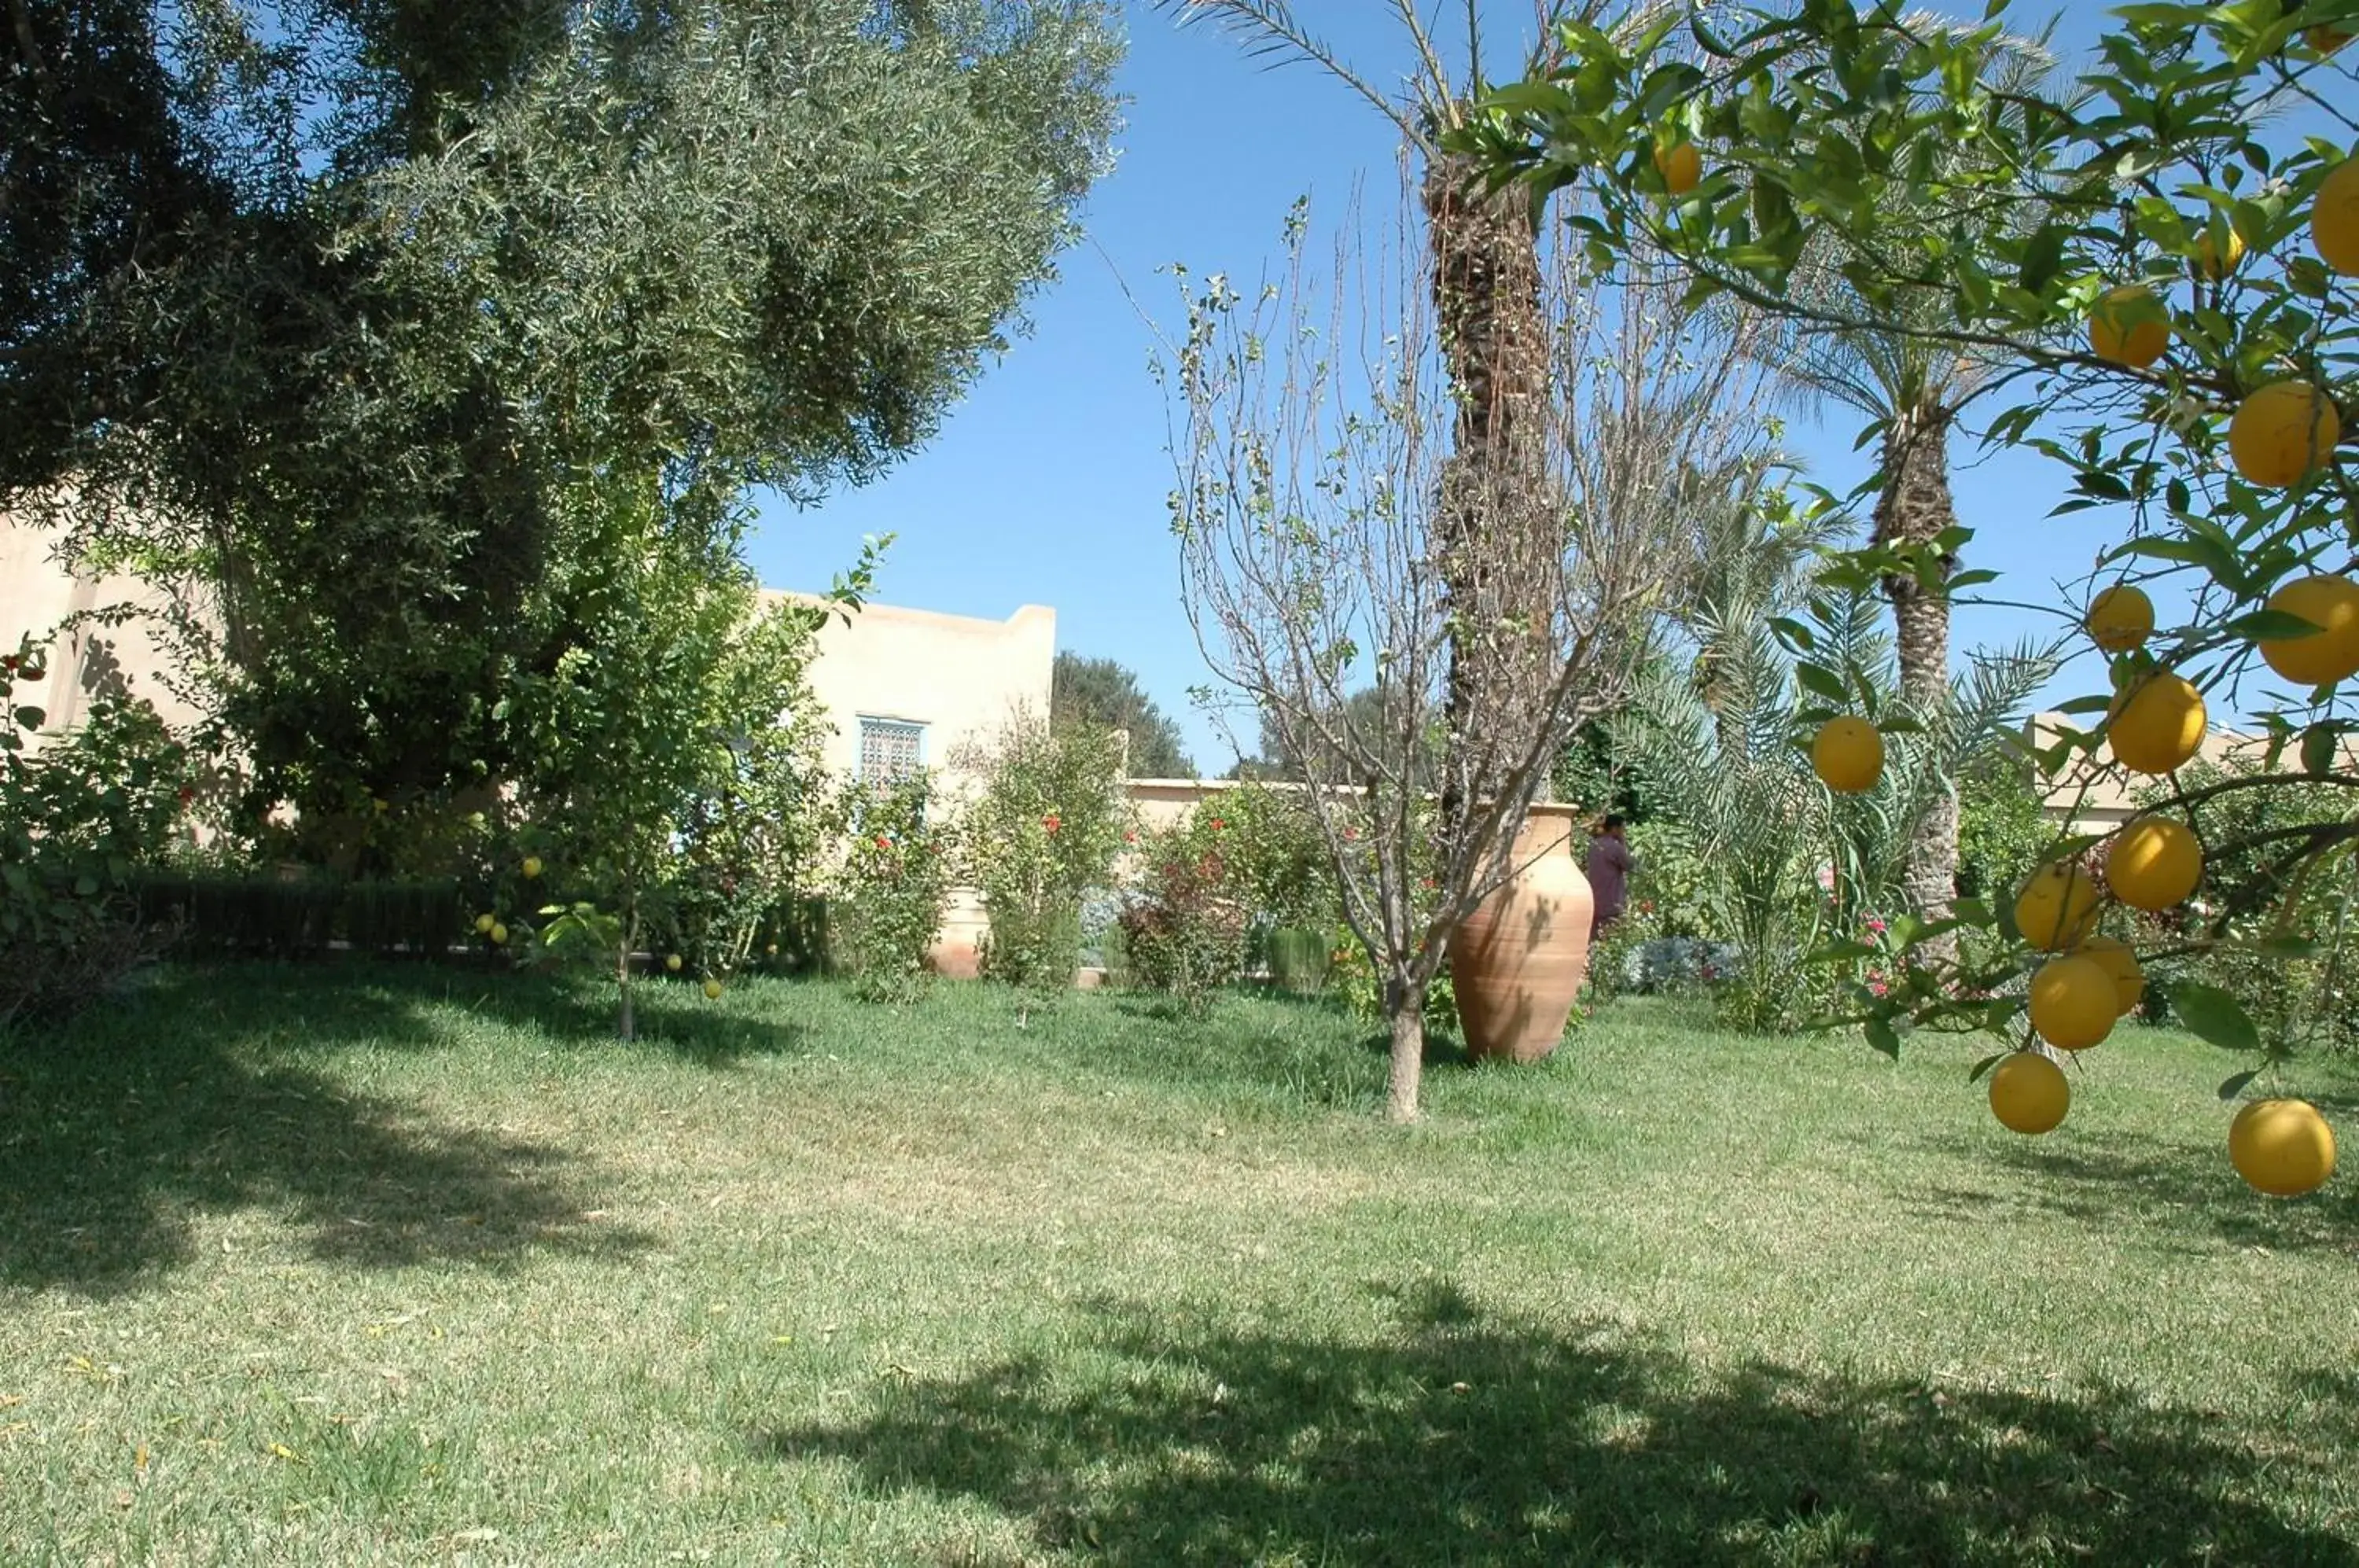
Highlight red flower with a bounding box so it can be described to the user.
[1123,830,1138,845]
[1043,813,1062,834]
[1639,900,1656,915]
[1343,826,1360,841]
[1868,981,1889,998]
[1208,817,1226,831]
[874,834,892,850]
[176,786,196,807]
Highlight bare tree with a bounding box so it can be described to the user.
[1164,182,1784,1121]
[1155,1,1607,859]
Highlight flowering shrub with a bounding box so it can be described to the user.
[829,776,954,1003]
[1117,813,1245,1014]
[955,712,1128,994]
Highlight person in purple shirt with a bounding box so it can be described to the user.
[1584,814,1635,935]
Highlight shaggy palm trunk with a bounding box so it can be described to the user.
[1875,405,1960,951]
[1385,974,1426,1124]
[1423,152,1557,859]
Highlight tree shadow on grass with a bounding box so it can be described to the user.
[449,966,815,1069]
[756,1281,2357,1566]
[1094,994,1464,1112]
[1900,1124,2356,1257]
[0,964,654,1297]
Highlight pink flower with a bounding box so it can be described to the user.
[1869,981,1889,998]
[1124,830,1138,845]
[1344,826,1360,841]
[1866,918,1887,935]
[1043,813,1062,834]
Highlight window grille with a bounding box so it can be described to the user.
[858,717,925,782]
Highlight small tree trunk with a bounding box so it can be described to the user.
[1875,403,1960,956]
[1384,974,1426,1124]
[616,895,639,1042]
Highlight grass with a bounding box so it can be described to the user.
[1,962,2354,1566]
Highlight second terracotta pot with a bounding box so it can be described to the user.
[1450,804,1595,1063]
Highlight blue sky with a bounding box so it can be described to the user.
[741,2,2268,772]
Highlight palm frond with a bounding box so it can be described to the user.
[1155,0,1426,145]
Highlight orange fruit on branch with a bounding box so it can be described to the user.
[2085,583,2155,652]
[2015,861,2101,951]
[2030,955,2118,1051]
[2228,381,2341,488]
[2258,572,2359,685]
[2087,285,2169,369]
[1989,1051,2070,1135]
[2106,671,2206,775]
[1654,141,1702,195]
[2077,934,2145,1015]
[2190,224,2245,280]
[2106,815,2203,911]
[2313,155,2359,274]
[2229,1099,2336,1197]
[1811,716,1884,793]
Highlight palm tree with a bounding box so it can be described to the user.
[1155,1,1602,846]
[1769,17,2059,941]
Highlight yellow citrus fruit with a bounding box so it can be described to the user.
[2191,224,2245,279]
[475,913,495,934]
[1988,1051,2070,1135]
[2313,155,2359,274]
[1654,142,1702,195]
[521,856,543,879]
[2106,815,2203,911]
[2228,381,2342,488]
[2085,583,2155,653]
[2229,1099,2337,1197]
[2015,861,2102,951]
[1811,716,1884,793]
[2258,572,2359,685]
[2029,955,2118,1051]
[2087,285,2169,368]
[666,953,683,972]
[702,978,724,1000]
[2078,934,2145,1015]
[2106,672,2206,775]
[489,922,508,945]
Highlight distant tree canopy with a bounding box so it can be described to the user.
[2,0,1123,818]
[1231,690,1441,787]
[1050,652,1193,779]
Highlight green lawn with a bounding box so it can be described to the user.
[2,964,2353,1566]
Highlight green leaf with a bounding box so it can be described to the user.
[1864,1015,1902,1058]
[1795,662,1850,702]
[2170,981,2261,1052]
[1969,1052,2005,1084]
[2301,723,2339,775]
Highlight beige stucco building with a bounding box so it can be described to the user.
[0,515,208,748]
[766,591,1056,803]
[2024,709,2357,832]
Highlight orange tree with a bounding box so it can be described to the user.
[1450,0,2353,1196]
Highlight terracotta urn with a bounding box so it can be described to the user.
[1450,803,1595,1063]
